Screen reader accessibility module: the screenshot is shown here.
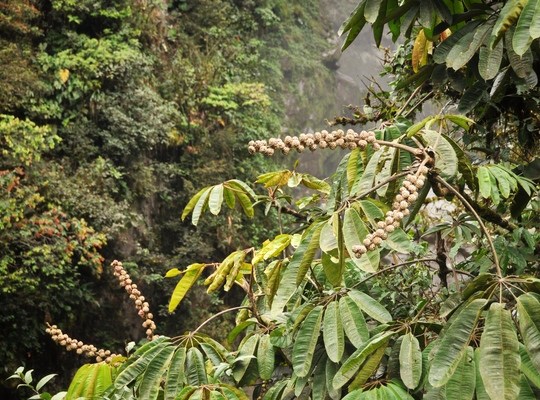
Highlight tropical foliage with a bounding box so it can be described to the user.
[6,0,540,400]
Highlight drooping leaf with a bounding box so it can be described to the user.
[312,356,328,400]
[479,302,521,400]
[343,208,372,271]
[67,363,113,399]
[478,39,504,80]
[446,346,475,400]
[429,298,487,387]
[232,333,258,383]
[348,289,392,324]
[339,1,368,51]
[168,263,206,313]
[477,166,492,199]
[257,334,275,380]
[491,0,528,48]
[182,186,210,221]
[512,0,536,55]
[208,184,224,215]
[517,293,540,373]
[519,344,540,389]
[292,306,323,377]
[164,347,186,400]
[355,149,382,195]
[458,81,487,114]
[138,344,176,400]
[505,27,535,79]
[421,129,458,179]
[271,222,324,314]
[339,296,370,348]
[326,358,342,400]
[333,331,394,389]
[348,344,386,390]
[446,22,491,71]
[186,347,207,386]
[323,301,345,363]
[399,332,422,389]
[531,0,540,38]
[412,29,430,73]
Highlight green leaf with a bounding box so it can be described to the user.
[446,347,475,400]
[226,179,256,199]
[531,0,540,38]
[191,186,212,226]
[446,23,492,71]
[223,186,236,209]
[518,374,537,399]
[339,296,369,348]
[474,347,491,400]
[35,374,57,392]
[491,0,528,48]
[517,293,540,373]
[182,186,210,221]
[478,39,504,80]
[312,357,328,400]
[488,165,512,198]
[512,0,536,55]
[164,347,186,400]
[355,149,382,195]
[348,344,386,390]
[138,344,176,400]
[458,81,486,114]
[257,334,275,380]
[505,27,535,79]
[208,184,224,215]
[292,306,323,377]
[186,347,207,386]
[114,339,170,389]
[477,166,492,199]
[320,220,338,253]
[66,364,113,399]
[479,302,521,400]
[445,114,475,131]
[399,333,422,389]
[301,174,331,194]
[343,208,372,272]
[365,0,384,23]
[520,344,540,389]
[348,290,392,324]
[323,301,345,363]
[168,263,206,313]
[235,190,254,218]
[385,228,415,254]
[333,331,394,389]
[422,129,458,179]
[326,359,342,400]
[358,200,385,226]
[433,21,481,63]
[347,148,363,191]
[339,1,368,51]
[429,298,487,387]
[271,222,324,314]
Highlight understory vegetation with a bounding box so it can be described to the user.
[3,0,540,399]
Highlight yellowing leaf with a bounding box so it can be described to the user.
[412,29,430,73]
[58,69,70,83]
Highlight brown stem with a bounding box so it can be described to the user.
[435,176,502,278]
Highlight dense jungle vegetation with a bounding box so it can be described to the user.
[0,0,336,396]
[3,0,540,399]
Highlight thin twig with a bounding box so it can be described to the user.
[191,306,251,335]
[434,176,502,278]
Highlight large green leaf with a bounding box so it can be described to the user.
[513,0,536,55]
[491,0,528,48]
[505,27,535,79]
[339,0,368,50]
[365,0,384,23]
[474,347,491,400]
[257,334,275,380]
[181,186,210,221]
[517,293,540,373]
[343,208,372,271]
[326,358,342,400]
[519,344,540,389]
[348,344,386,390]
[478,39,504,80]
[433,21,481,63]
[138,344,176,400]
[312,357,328,400]
[168,263,206,313]
[422,129,458,179]
[399,332,422,389]
[446,347,475,400]
[271,222,324,314]
[186,347,207,386]
[348,289,392,324]
[446,22,492,71]
[323,301,345,363]
[479,302,521,400]
[531,0,540,38]
[232,334,258,383]
[164,347,186,400]
[339,296,370,348]
[354,148,382,195]
[332,331,394,389]
[429,298,487,387]
[477,166,492,199]
[208,184,224,215]
[66,363,113,399]
[292,306,323,377]
[114,339,170,389]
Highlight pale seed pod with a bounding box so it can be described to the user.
[408,194,418,202]
[358,140,368,148]
[373,143,381,150]
[248,146,256,154]
[363,238,371,246]
[373,237,383,245]
[368,243,376,251]
[385,224,395,233]
[375,229,385,237]
[377,221,386,229]
[400,201,409,210]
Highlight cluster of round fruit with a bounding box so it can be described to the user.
[248,129,381,155]
[352,166,429,257]
[46,324,118,363]
[112,260,156,340]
